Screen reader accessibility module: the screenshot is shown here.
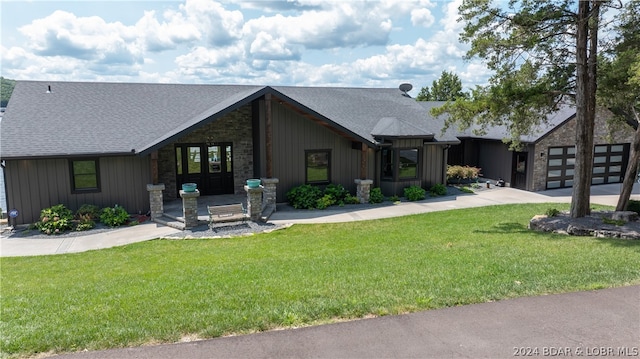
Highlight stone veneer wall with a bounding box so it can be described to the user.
[531,108,635,191]
[157,104,254,199]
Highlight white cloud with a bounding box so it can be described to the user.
[249,32,300,60]
[2,0,491,92]
[459,62,493,89]
[411,8,435,27]
[18,10,144,64]
[1,46,30,71]
[440,0,464,33]
[135,10,200,52]
[180,0,244,46]
[242,2,396,50]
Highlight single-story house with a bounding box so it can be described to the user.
[441,104,636,191]
[2,81,635,226]
[0,81,460,225]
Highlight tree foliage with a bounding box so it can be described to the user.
[1,77,16,108]
[597,1,640,211]
[433,0,591,144]
[416,71,468,101]
[432,0,615,218]
[599,1,640,127]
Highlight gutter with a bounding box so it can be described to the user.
[0,151,138,161]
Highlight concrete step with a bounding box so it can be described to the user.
[152,215,185,230]
[260,204,276,222]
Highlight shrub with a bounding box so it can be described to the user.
[369,187,384,204]
[389,195,400,202]
[286,184,323,209]
[100,205,130,227]
[545,208,560,217]
[429,183,448,196]
[344,194,361,205]
[324,184,349,204]
[626,200,640,214]
[316,194,335,210]
[404,185,426,201]
[446,165,482,183]
[76,204,101,220]
[36,204,74,235]
[75,214,96,231]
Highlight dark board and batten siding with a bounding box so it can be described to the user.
[5,156,151,225]
[423,144,446,186]
[378,139,446,197]
[264,101,376,202]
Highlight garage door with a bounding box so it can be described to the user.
[546,144,629,189]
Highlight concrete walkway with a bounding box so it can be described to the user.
[1,183,638,257]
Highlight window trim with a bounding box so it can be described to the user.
[381,147,420,181]
[397,148,419,180]
[305,149,331,184]
[69,158,101,193]
[381,148,395,180]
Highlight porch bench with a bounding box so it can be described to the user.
[208,203,249,229]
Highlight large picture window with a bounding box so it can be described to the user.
[398,149,418,179]
[70,159,100,192]
[306,150,330,184]
[381,148,420,180]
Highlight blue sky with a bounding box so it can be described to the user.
[1,0,492,96]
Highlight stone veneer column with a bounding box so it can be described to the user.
[245,185,264,221]
[147,184,165,220]
[179,189,200,229]
[355,179,374,204]
[261,178,279,212]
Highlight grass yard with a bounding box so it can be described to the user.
[2,203,640,358]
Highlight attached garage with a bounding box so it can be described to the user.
[546,143,630,189]
[592,144,629,185]
[446,105,636,192]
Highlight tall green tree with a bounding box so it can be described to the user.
[416,71,468,101]
[1,77,16,108]
[598,1,640,211]
[432,0,614,218]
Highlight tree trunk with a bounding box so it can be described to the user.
[571,0,596,218]
[616,109,640,211]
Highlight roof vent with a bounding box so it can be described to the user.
[46,85,52,94]
[399,83,412,97]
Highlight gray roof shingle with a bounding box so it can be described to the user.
[0,81,265,158]
[418,101,577,144]
[271,86,458,142]
[0,81,458,159]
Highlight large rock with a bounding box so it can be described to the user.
[529,211,640,239]
[609,211,639,222]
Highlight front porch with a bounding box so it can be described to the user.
[162,194,247,228]
[149,178,278,230]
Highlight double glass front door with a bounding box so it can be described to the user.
[175,143,234,195]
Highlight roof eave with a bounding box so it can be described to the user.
[136,87,271,156]
[373,134,435,140]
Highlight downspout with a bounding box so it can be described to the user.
[442,145,451,185]
[0,160,7,219]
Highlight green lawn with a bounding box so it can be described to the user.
[2,203,640,358]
